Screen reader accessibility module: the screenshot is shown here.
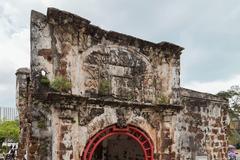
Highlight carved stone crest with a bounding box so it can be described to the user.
[116,108,128,128]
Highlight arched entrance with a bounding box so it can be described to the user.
[82,124,154,160]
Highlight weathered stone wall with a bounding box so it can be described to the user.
[16,68,30,159]
[18,90,228,160]
[16,7,229,160]
[45,93,182,160]
[174,88,229,160]
[31,8,183,105]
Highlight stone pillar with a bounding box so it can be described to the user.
[16,68,30,159]
[153,42,183,105]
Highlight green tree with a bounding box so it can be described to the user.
[217,85,240,119]
[0,120,19,146]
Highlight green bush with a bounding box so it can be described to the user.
[228,129,240,145]
[0,145,9,154]
[50,76,72,92]
[0,120,19,144]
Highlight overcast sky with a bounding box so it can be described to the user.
[0,0,240,107]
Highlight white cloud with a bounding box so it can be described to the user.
[0,28,30,69]
[0,27,30,107]
[0,0,240,106]
[183,74,240,94]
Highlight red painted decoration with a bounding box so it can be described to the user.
[82,124,154,160]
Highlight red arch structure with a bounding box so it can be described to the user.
[82,124,154,160]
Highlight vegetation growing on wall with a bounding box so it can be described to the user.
[37,119,47,129]
[127,92,134,101]
[156,94,169,105]
[50,76,72,93]
[40,76,50,86]
[99,79,111,95]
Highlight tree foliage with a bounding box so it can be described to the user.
[0,120,19,144]
[217,85,240,145]
[228,129,240,145]
[217,85,240,119]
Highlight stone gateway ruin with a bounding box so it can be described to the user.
[16,8,229,160]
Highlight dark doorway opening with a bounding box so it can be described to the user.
[82,124,153,160]
[93,134,144,160]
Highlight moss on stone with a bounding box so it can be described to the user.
[98,79,111,95]
[40,76,50,86]
[50,76,72,92]
[156,94,169,105]
[37,119,46,129]
[127,92,134,101]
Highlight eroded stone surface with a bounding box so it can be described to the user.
[16,8,229,160]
